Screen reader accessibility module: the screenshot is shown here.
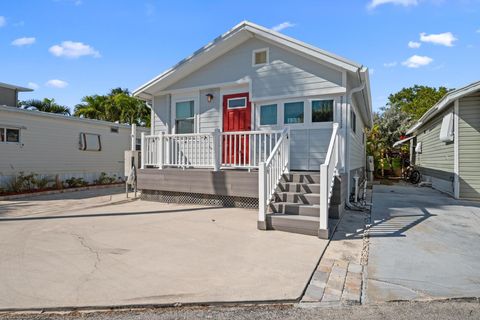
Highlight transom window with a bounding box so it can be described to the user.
[252,48,269,66]
[312,100,334,122]
[284,102,304,124]
[175,100,195,134]
[227,97,246,109]
[260,104,277,125]
[0,128,20,143]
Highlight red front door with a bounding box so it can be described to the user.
[222,92,251,165]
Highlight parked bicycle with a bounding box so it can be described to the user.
[402,159,421,184]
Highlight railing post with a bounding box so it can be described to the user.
[158,132,164,170]
[286,128,291,173]
[258,162,267,230]
[212,129,221,171]
[140,132,145,169]
[319,164,329,239]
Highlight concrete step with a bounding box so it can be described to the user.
[282,172,320,184]
[269,202,320,217]
[274,192,320,205]
[278,182,320,194]
[267,214,319,236]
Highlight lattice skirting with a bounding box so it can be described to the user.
[141,190,258,209]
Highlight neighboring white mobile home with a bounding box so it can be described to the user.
[133,21,372,238]
[0,102,147,189]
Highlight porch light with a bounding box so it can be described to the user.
[206,93,214,103]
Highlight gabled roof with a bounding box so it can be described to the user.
[406,80,480,134]
[0,82,33,92]
[133,21,365,100]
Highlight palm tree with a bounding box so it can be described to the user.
[19,98,71,115]
[74,89,150,126]
[74,95,110,121]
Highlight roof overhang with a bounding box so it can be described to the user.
[133,21,364,101]
[406,80,480,135]
[393,136,415,148]
[0,82,33,92]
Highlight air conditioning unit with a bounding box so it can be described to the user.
[439,113,454,142]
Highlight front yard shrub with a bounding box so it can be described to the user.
[94,172,117,185]
[6,172,38,193]
[65,177,88,188]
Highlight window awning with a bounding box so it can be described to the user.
[393,136,415,148]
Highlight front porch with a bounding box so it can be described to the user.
[138,124,340,239]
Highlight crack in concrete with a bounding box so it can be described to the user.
[368,277,432,299]
[72,233,101,273]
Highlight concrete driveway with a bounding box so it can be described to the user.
[366,184,480,302]
[0,192,327,310]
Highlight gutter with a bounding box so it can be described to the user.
[345,69,366,210]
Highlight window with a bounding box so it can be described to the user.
[312,100,334,122]
[252,48,268,66]
[110,127,119,133]
[260,104,277,125]
[175,100,194,134]
[284,102,304,124]
[136,138,141,151]
[351,109,357,133]
[227,97,246,109]
[79,133,101,151]
[0,128,20,143]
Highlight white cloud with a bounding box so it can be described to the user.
[27,82,39,90]
[476,28,480,33]
[369,68,375,75]
[49,41,101,58]
[11,37,36,46]
[420,32,457,47]
[402,55,433,68]
[408,41,421,48]
[0,16,6,27]
[383,61,398,67]
[367,0,418,10]
[271,21,296,32]
[45,79,68,88]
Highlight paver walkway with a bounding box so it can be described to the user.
[301,210,368,305]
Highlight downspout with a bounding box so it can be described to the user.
[345,69,366,210]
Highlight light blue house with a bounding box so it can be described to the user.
[133,21,372,238]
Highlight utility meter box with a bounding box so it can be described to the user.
[124,150,141,177]
[367,156,374,172]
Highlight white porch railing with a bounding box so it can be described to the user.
[319,123,340,235]
[140,129,284,170]
[258,128,290,228]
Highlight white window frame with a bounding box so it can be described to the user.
[0,127,22,144]
[259,103,278,126]
[252,48,269,67]
[311,99,334,123]
[227,97,247,109]
[171,92,199,134]
[256,96,338,130]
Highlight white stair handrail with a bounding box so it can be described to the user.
[319,123,340,237]
[258,127,290,229]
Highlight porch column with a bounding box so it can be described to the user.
[212,128,221,171]
[140,132,145,169]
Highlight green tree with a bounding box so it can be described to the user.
[19,98,71,115]
[74,88,150,126]
[387,85,451,120]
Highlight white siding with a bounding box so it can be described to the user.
[290,127,332,171]
[165,37,343,100]
[0,87,17,107]
[0,109,147,186]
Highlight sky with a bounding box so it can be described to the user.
[1,0,479,112]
